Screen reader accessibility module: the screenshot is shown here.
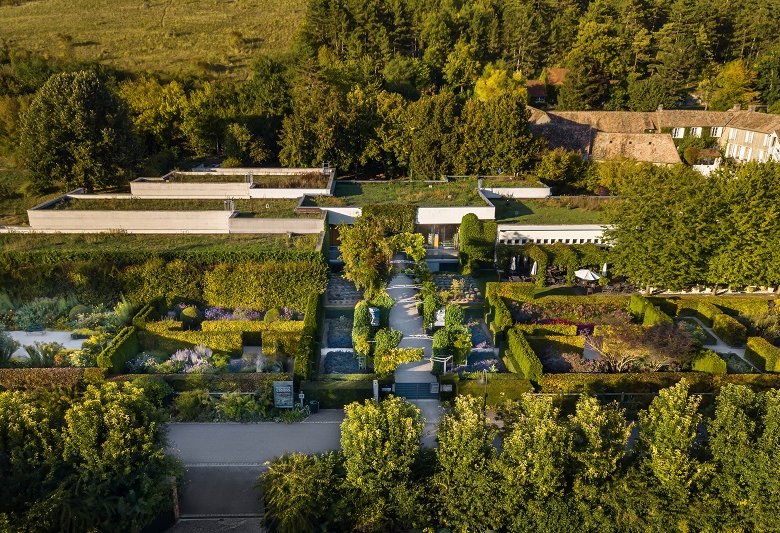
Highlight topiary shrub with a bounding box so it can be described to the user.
[216,391,264,422]
[264,308,281,323]
[373,328,403,358]
[68,304,90,320]
[691,350,727,374]
[180,306,201,331]
[505,328,543,382]
[745,337,780,372]
[444,303,464,330]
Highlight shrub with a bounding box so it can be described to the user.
[459,213,497,274]
[68,304,90,320]
[174,389,215,421]
[0,327,20,365]
[23,342,65,367]
[294,293,321,381]
[745,337,780,372]
[630,294,673,326]
[457,374,534,405]
[264,308,281,323]
[525,244,549,287]
[216,391,264,422]
[138,321,243,356]
[97,326,139,373]
[505,328,543,382]
[433,325,472,366]
[423,293,443,330]
[130,375,175,407]
[444,303,464,330]
[180,305,201,330]
[691,350,727,374]
[713,313,747,347]
[14,296,77,330]
[676,299,721,326]
[374,328,403,358]
[0,367,106,391]
[374,348,424,377]
[513,324,578,336]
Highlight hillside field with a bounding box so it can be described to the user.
[0,0,307,76]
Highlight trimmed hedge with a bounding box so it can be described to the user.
[713,313,747,347]
[537,372,780,394]
[505,328,543,382]
[527,335,586,358]
[97,326,139,373]
[457,374,534,405]
[138,322,244,356]
[131,302,161,328]
[0,368,106,391]
[676,299,721,326]
[691,350,727,374]
[745,337,780,372]
[630,294,673,326]
[486,282,537,303]
[513,324,578,336]
[294,293,321,382]
[111,372,289,392]
[300,380,374,409]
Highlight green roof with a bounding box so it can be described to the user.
[494,198,612,225]
[305,180,487,207]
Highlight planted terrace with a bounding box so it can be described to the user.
[494,197,613,225]
[304,179,487,207]
[47,197,320,218]
[162,171,330,188]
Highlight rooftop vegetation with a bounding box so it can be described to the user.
[494,197,612,225]
[479,175,548,188]
[307,180,486,207]
[162,171,329,188]
[45,197,317,217]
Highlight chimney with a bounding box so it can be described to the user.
[748,104,757,112]
[732,104,741,111]
[657,105,664,111]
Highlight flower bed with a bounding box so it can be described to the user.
[324,351,371,374]
[468,320,493,349]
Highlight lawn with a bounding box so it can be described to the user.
[307,180,486,207]
[0,0,306,76]
[164,172,329,188]
[0,170,62,225]
[480,175,547,188]
[0,232,319,256]
[47,197,318,217]
[493,198,612,225]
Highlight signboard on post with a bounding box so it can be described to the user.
[273,381,294,409]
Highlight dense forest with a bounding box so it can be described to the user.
[2,0,780,184]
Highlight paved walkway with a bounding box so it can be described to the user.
[386,274,436,384]
[412,399,444,447]
[7,330,85,359]
[682,316,757,371]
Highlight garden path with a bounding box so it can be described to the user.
[386,274,436,384]
[7,330,85,359]
[682,316,757,371]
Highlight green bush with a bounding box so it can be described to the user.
[130,375,175,407]
[294,293,321,381]
[180,305,201,330]
[361,204,417,234]
[14,296,77,330]
[630,294,673,326]
[0,327,20,364]
[97,326,139,373]
[138,322,243,356]
[433,325,472,365]
[457,374,534,405]
[216,391,265,422]
[374,348,424,378]
[505,328,543,382]
[354,301,370,328]
[264,308,281,323]
[486,282,537,303]
[68,304,90,320]
[301,380,374,409]
[444,303,465,329]
[131,302,160,328]
[713,313,747,347]
[675,299,721,326]
[513,324,578,336]
[524,244,549,288]
[0,367,106,391]
[459,213,497,274]
[745,337,780,372]
[537,372,714,394]
[112,372,289,392]
[629,294,647,319]
[423,294,443,330]
[203,260,327,312]
[374,328,403,358]
[174,389,215,421]
[691,350,727,374]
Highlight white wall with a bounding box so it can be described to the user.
[479,186,551,199]
[497,224,609,245]
[417,206,495,225]
[248,188,330,199]
[27,210,232,233]
[321,207,362,225]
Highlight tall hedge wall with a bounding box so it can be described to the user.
[111,372,290,392]
[712,313,747,347]
[691,350,727,374]
[300,380,374,409]
[629,294,673,326]
[745,337,780,372]
[294,293,322,382]
[96,326,139,373]
[0,368,106,391]
[505,328,543,382]
[361,204,416,234]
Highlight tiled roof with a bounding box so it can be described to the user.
[591,132,681,165]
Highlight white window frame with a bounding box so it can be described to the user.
[738,145,747,160]
[759,150,766,162]
[728,128,737,140]
[691,127,702,138]
[710,127,723,138]
[671,127,685,139]
[764,134,771,146]
[746,147,753,160]
[745,131,754,143]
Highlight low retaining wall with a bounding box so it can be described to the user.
[228,216,324,234]
[417,205,496,224]
[27,209,232,233]
[130,179,252,198]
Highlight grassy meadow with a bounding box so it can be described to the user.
[0,0,307,76]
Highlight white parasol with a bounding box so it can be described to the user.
[575,268,601,281]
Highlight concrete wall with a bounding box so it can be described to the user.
[321,207,362,225]
[27,209,232,233]
[130,179,251,198]
[417,205,495,225]
[228,216,324,234]
[497,224,609,245]
[248,188,328,199]
[479,186,551,199]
